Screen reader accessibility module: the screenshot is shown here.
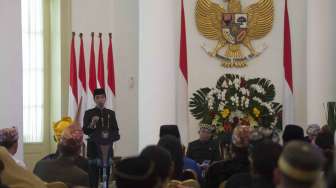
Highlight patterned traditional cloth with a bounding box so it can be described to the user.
[0,127,18,143]
[59,122,84,149]
[232,125,251,148]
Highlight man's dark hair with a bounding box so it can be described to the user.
[93,88,106,98]
[0,140,17,150]
[115,156,158,188]
[282,124,304,144]
[140,145,173,181]
[251,140,282,179]
[157,135,184,180]
[159,125,181,139]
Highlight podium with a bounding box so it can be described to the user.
[88,128,119,188]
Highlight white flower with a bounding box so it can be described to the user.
[251,84,266,95]
[218,102,225,111]
[233,78,240,84]
[252,97,263,104]
[245,99,249,108]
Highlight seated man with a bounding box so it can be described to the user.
[225,140,283,188]
[159,125,202,181]
[160,125,181,139]
[274,141,325,188]
[186,124,220,164]
[38,117,88,173]
[282,124,304,145]
[34,123,89,187]
[0,127,26,168]
[205,125,251,188]
[114,156,160,188]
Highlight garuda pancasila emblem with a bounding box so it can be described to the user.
[196,0,274,67]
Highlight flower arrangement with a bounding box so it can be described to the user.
[189,74,282,138]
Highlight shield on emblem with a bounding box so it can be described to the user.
[222,13,248,44]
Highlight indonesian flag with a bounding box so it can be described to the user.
[78,33,87,125]
[88,32,97,109]
[177,0,189,145]
[283,0,294,125]
[97,33,105,89]
[68,32,78,118]
[106,33,116,110]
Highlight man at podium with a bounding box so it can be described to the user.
[83,88,120,187]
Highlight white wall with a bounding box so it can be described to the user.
[72,0,139,156]
[138,0,180,150]
[0,0,23,159]
[307,0,336,125]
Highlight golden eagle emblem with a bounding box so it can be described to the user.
[196,0,274,67]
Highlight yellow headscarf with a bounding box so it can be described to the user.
[52,117,73,143]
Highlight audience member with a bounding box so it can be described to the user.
[320,125,332,134]
[304,124,320,144]
[0,127,26,168]
[274,141,324,188]
[315,130,334,176]
[140,145,174,187]
[186,124,220,164]
[114,156,158,188]
[181,146,202,181]
[327,159,336,188]
[159,125,202,181]
[225,140,282,188]
[39,117,88,173]
[0,160,9,188]
[205,125,251,188]
[158,135,184,180]
[34,123,89,187]
[282,124,304,144]
[160,125,181,140]
[0,146,48,188]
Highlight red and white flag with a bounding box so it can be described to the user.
[78,33,87,125]
[68,32,78,118]
[283,0,294,125]
[106,33,116,110]
[88,32,97,109]
[97,33,105,89]
[177,0,189,145]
